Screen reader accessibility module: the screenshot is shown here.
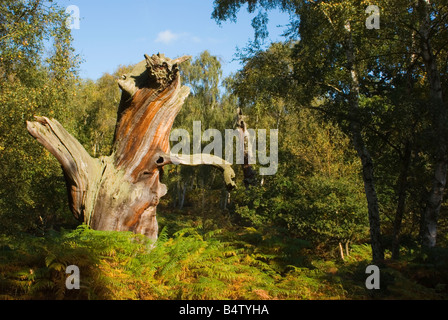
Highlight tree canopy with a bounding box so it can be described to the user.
[212,0,448,260]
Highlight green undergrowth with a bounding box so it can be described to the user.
[1,223,447,300]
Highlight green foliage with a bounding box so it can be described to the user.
[0,224,348,300]
[2,223,447,300]
[231,67,369,250]
[0,0,80,235]
[212,0,448,258]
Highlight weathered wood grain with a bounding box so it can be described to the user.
[26,53,236,241]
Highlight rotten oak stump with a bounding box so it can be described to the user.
[27,53,236,241]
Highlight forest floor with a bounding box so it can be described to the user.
[1,205,448,300]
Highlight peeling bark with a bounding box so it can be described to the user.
[27,53,236,241]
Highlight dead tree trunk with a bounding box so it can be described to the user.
[27,53,236,241]
[235,107,257,188]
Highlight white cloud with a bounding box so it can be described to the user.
[155,30,179,44]
[155,30,201,45]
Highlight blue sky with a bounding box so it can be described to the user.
[58,0,291,80]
